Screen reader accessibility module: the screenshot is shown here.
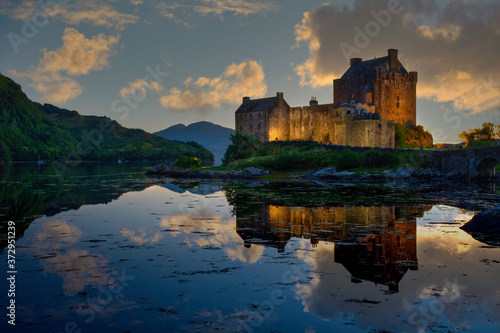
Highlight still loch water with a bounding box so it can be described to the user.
[0,163,499,332]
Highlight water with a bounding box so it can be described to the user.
[0,163,499,332]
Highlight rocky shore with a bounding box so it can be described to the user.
[146,164,478,182]
[146,164,270,180]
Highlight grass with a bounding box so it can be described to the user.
[224,145,431,173]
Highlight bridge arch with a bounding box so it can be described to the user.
[476,157,499,179]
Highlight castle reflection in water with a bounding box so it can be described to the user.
[236,205,429,293]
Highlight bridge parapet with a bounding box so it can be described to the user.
[425,146,500,179]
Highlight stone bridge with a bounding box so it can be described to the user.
[425,145,500,179]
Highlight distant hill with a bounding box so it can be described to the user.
[0,73,214,164]
[155,121,235,165]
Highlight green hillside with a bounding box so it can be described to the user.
[0,73,214,164]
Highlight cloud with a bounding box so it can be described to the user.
[155,0,276,26]
[293,0,500,114]
[119,79,164,98]
[194,0,277,17]
[0,0,138,30]
[160,60,267,112]
[9,27,119,104]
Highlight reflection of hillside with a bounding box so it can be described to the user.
[237,205,427,293]
[0,178,152,251]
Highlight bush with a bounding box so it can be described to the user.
[175,156,202,169]
[364,149,398,168]
[337,148,363,170]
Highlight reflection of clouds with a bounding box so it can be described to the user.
[32,220,82,249]
[161,207,264,264]
[30,220,110,296]
[418,226,472,255]
[292,217,500,331]
[120,227,162,245]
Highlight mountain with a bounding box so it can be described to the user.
[155,121,235,165]
[0,73,214,164]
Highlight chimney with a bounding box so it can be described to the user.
[388,49,398,68]
[309,97,318,106]
[277,92,284,100]
[243,96,250,111]
[350,58,362,67]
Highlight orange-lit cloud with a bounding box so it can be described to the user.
[293,0,500,114]
[9,28,119,104]
[119,79,164,98]
[0,0,138,30]
[194,0,277,16]
[160,60,267,112]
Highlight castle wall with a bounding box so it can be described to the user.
[267,93,290,141]
[235,110,268,142]
[373,70,417,126]
[345,119,395,148]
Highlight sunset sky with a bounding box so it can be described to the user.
[1,0,499,142]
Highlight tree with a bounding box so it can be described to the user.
[222,133,262,165]
[394,123,433,148]
[459,122,500,147]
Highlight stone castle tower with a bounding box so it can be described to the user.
[334,49,417,126]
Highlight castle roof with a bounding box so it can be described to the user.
[341,56,408,79]
[236,96,277,113]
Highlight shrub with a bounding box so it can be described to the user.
[337,148,363,170]
[175,156,202,169]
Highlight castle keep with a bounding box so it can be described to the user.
[235,49,417,149]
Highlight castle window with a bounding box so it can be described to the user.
[258,124,261,131]
[250,125,253,131]
[240,115,243,120]
[397,96,400,108]
[240,126,243,131]
[249,114,253,120]
[258,113,261,119]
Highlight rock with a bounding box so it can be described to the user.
[461,205,500,247]
[330,171,357,179]
[239,167,270,177]
[146,163,170,175]
[442,171,462,180]
[307,167,337,178]
[382,168,414,179]
[360,173,386,181]
[461,205,500,234]
[413,168,442,179]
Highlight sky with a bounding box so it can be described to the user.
[1,0,499,143]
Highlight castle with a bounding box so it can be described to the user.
[235,49,417,148]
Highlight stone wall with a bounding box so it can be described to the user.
[235,109,268,142]
[373,70,417,126]
[267,93,290,142]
